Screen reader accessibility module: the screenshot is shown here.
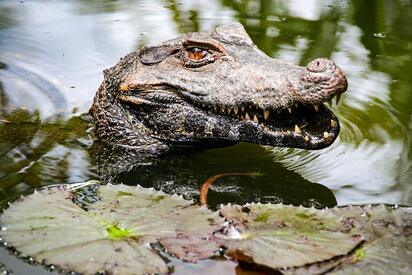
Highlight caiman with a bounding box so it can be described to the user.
[90,22,347,161]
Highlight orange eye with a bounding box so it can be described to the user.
[187,48,208,61]
[180,46,215,68]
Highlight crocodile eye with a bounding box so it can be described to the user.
[187,48,209,61]
[181,47,214,68]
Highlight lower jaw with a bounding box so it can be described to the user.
[235,113,340,149]
[235,130,337,150]
[260,129,339,149]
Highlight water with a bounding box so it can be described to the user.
[0,0,411,273]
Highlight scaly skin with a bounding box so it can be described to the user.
[90,22,347,161]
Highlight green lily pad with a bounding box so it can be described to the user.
[329,204,412,238]
[284,205,412,274]
[217,203,412,272]
[1,183,411,274]
[330,236,412,274]
[0,184,223,274]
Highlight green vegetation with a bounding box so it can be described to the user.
[352,247,366,263]
[0,183,410,274]
[106,223,135,240]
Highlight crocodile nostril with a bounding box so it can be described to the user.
[306,58,330,73]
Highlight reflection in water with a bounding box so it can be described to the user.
[0,107,96,206]
[91,141,337,209]
[0,59,96,207]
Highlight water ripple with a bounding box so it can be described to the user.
[270,104,410,205]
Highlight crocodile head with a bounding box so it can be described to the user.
[91,22,347,153]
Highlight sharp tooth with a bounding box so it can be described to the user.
[227,107,232,114]
[220,107,225,113]
[336,94,341,105]
[323,132,329,138]
[240,115,245,120]
[245,113,251,120]
[304,136,309,141]
[253,115,259,123]
[233,107,239,115]
[330,119,337,127]
[294,125,301,134]
[213,107,217,112]
[327,99,333,106]
[314,104,319,112]
[295,103,298,108]
[241,106,245,112]
[263,110,270,120]
[288,107,292,114]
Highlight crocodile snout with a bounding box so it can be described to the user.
[297,58,347,105]
[307,58,347,92]
[306,58,334,73]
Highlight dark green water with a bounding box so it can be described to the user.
[0,0,411,273]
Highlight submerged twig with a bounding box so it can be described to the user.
[199,172,263,206]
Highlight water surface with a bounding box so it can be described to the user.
[1,0,411,273]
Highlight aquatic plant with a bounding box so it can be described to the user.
[0,182,410,274]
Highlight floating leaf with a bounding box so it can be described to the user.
[218,203,412,273]
[285,205,412,274]
[217,203,362,269]
[1,184,411,274]
[284,235,412,275]
[329,204,412,239]
[330,236,412,274]
[159,235,222,263]
[0,184,223,274]
[88,184,223,245]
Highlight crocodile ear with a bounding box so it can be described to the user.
[138,43,181,65]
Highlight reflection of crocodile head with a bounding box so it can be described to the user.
[90,22,347,156]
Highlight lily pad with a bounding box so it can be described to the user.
[1,183,411,274]
[329,204,412,239]
[217,203,412,272]
[217,203,362,269]
[0,184,223,274]
[330,236,412,274]
[284,205,412,274]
